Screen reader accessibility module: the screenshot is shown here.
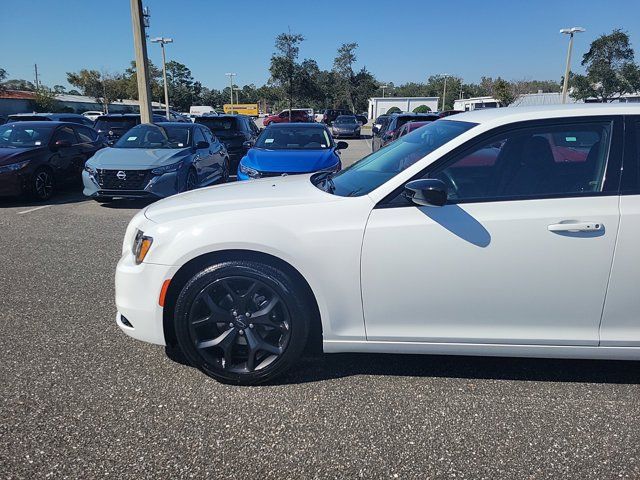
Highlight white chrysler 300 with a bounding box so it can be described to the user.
[116,104,640,384]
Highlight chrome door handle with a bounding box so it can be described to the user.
[548,222,603,232]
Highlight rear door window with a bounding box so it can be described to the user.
[52,126,79,145]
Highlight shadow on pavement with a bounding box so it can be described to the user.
[0,187,87,209]
[164,347,640,386]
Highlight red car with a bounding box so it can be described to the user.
[263,109,310,126]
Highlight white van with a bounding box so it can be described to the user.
[189,106,217,116]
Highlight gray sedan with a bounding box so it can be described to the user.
[82,122,230,201]
[330,115,361,139]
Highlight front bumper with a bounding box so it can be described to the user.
[115,253,174,345]
[0,169,27,197]
[82,169,180,199]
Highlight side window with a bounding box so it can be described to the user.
[193,128,206,146]
[52,126,78,145]
[426,121,612,202]
[74,126,96,143]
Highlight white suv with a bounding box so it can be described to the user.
[116,104,640,385]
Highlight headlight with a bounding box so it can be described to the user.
[84,164,97,176]
[0,159,30,173]
[132,229,153,264]
[239,163,261,178]
[152,161,183,175]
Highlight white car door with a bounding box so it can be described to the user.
[361,116,623,346]
[600,116,640,346]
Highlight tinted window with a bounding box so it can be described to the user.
[193,128,206,145]
[74,126,97,143]
[8,115,51,122]
[255,126,331,150]
[114,124,191,149]
[196,117,239,137]
[426,121,612,202]
[335,116,357,124]
[0,124,55,147]
[95,117,138,131]
[317,120,476,196]
[52,126,78,145]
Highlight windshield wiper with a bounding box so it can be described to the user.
[314,170,336,193]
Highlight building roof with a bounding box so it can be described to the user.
[369,96,439,101]
[509,92,580,107]
[448,103,640,126]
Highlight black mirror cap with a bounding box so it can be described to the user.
[242,140,253,149]
[404,178,448,207]
[196,140,210,149]
[336,141,349,150]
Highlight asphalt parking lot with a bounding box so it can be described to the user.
[1,134,640,479]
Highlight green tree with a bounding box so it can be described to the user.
[269,31,305,119]
[333,42,358,112]
[387,106,401,114]
[123,60,164,103]
[413,105,431,113]
[66,69,126,111]
[53,85,67,94]
[493,77,515,105]
[32,86,58,112]
[165,61,199,111]
[2,79,36,91]
[0,68,6,92]
[570,29,640,102]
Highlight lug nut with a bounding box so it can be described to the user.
[249,324,254,329]
[239,330,244,335]
[229,323,234,328]
[245,312,251,318]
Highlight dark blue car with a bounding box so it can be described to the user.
[237,123,347,180]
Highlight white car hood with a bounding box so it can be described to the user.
[144,174,340,224]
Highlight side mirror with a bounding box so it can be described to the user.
[336,141,349,150]
[53,139,72,149]
[403,178,448,207]
[372,125,380,134]
[196,140,209,149]
[242,140,254,149]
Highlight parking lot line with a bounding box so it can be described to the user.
[17,205,53,215]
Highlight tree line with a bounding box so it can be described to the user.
[1,29,639,114]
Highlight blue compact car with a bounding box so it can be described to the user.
[83,122,230,201]
[237,123,347,180]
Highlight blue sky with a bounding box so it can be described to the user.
[1,0,638,91]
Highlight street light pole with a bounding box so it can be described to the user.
[130,0,153,123]
[151,37,173,119]
[225,73,236,114]
[381,84,388,98]
[234,88,241,105]
[441,74,449,112]
[560,27,586,104]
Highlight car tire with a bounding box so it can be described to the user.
[185,168,197,191]
[29,167,55,201]
[173,260,311,385]
[219,158,230,184]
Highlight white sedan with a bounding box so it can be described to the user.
[116,104,640,385]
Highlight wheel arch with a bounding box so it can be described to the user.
[162,249,323,354]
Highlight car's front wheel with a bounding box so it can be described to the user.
[29,167,55,201]
[173,261,310,385]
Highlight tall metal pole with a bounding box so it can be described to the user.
[34,64,40,90]
[130,0,153,123]
[560,27,585,104]
[226,73,236,114]
[442,75,448,111]
[160,43,170,118]
[562,34,575,104]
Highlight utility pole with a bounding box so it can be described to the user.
[441,74,449,112]
[225,73,236,114]
[34,64,40,90]
[560,27,586,104]
[130,0,153,123]
[151,37,173,119]
[381,84,388,98]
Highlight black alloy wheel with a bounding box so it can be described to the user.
[174,261,310,385]
[185,168,198,191]
[220,158,230,183]
[30,168,55,200]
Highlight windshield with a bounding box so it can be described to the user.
[0,124,54,148]
[334,116,357,125]
[114,124,191,149]
[95,118,138,131]
[8,115,51,122]
[196,117,239,136]
[314,120,476,196]
[255,127,331,150]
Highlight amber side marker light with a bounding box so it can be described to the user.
[132,230,153,264]
[159,279,171,307]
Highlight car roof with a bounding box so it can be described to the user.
[447,103,640,126]
[3,121,75,127]
[155,121,194,127]
[8,113,85,118]
[266,122,325,128]
[196,115,241,119]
